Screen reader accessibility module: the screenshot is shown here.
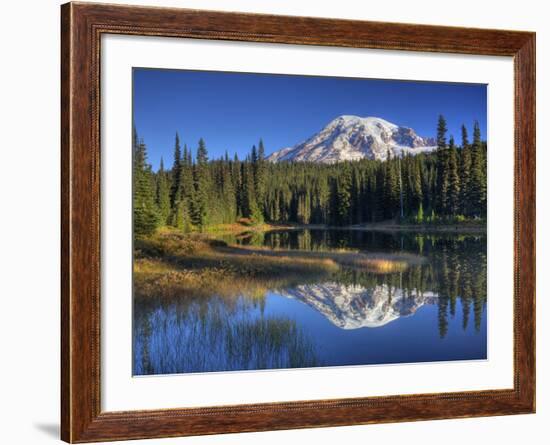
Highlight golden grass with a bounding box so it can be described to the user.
[134,231,422,301]
[218,244,420,273]
[356,258,409,273]
[134,232,338,301]
[135,258,270,300]
[204,219,293,236]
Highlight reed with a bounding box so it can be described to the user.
[133,299,320,375]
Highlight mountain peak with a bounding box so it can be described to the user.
[268,115,436,163]
[329,115,397,128]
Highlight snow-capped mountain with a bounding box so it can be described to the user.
[281,283,439,329]
[268,115,437,163]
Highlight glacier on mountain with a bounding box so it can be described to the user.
[268,115,437,163]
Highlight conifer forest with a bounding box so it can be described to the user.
[133,115,487,236]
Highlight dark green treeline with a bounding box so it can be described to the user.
[134,115,487,236]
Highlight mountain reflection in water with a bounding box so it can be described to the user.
[282,283,438,329]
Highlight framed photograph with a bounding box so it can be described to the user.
[61,2,535,442]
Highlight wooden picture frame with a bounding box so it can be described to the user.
[61,2,535,442]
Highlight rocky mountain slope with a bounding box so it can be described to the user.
[268,115,437,163]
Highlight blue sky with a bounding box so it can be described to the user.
[133,68,487,171]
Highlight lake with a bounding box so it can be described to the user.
[133,229,487,375]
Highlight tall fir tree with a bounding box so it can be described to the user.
[411,156,423,211]
[436,114,449,216]
[447,136,461,216]
[350,166,362,223]
[460,124,472,216]
[155,157,171,225]
[192,138,211,228]
[255,139,267,217]
[133,132,159,236]
[181,144,194,199]
[383,149,399,219]
[461,124,469,150]
[220,157,237,223]
[437,114,448,149]
[169,133,182,209]
[335,164,352,225]
[470,121,487,217]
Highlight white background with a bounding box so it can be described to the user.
[0,0,546,444]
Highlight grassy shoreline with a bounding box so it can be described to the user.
[134,229,422,302]
[199,220,486,235]
[134,232,338,301]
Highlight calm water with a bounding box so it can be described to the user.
[133,229,487,375]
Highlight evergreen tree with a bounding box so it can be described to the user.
[436,114,449,215]
[232,153,243,217]
[350,166,362,223]
[133,133,159,236]
[172,200,192,232]
[180,144,195,229]
[447,136,461,216]
[255,139,267,216]
[181,144,194,199]
[239,161,250,218]
[335,164,352,225]
[397,154,404,219]
[461,124,469,150]
[220,158,237,223]
[155,157,171,225]
[416,202,424,223]
[383,150,399,219]
[241,158,262,222]
[169,133,182,209]
[470,121,487,217]
[460,125,472,216]
[437,114,448,149]
[296,190,311,224]
[411,157,423,211]
[192,138,211,228]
